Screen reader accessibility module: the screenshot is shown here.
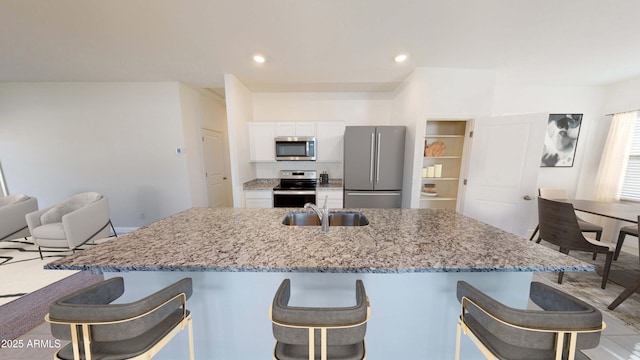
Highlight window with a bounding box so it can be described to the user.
[620,114,640,201]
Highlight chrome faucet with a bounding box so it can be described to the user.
[304,195,329,232]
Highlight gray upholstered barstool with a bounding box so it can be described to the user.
[456,281,605,360]
[270,279,370,360]
[46,277,194,360]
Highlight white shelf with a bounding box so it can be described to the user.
[420,196,457,201]
[420,119,470,211]
[424,156,462,159]
[424,134,465,138]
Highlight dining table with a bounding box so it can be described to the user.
[564,199,640,309]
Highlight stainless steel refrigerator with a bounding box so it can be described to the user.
[343,126,406,208]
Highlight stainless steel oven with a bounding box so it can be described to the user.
[273,170,317,208]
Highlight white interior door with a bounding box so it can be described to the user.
[463,113,547,237]
[202,129,231,207]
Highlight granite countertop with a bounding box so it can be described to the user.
[47,208,592,274]
[243,178,343,190]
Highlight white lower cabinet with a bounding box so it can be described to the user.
[244,190,273,208]
[317,190,343,208]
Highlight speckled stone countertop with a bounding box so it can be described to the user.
[243,178,343,190]
[46,208,592,274]
[242,178,279,190]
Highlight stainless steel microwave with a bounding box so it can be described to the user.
[275,136,316,161]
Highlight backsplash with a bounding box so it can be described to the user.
[254,161,343,179]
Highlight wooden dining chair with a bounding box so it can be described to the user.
[530,188,603,246]
[537,197,615,289]
[614,224,639,261]
[609,216,640,310]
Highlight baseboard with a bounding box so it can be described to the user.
[113,227,139,235]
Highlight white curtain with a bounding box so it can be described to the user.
[594,111,638,201]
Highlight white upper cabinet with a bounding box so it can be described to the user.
[276,122,316,137]
[316,121,345,162]
[249,122,276,162]
[249,121,344,162]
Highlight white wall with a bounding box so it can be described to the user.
[392,71,428,208]
[421,67,496,118]
[224,74,255,207]
[0,82,192,228]
[178,84,230,207]
[602,76,640,115]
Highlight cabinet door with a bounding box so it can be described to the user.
[294,122,316,137]
[244,190,273,208]
[276,123,296,137]
[317,190,343,208]
[276,122,316,137]
[249,122,276,161]
[316,122,345,162]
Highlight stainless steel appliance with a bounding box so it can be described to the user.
[273,170,317,207]
[343,126,405,208]
[275,136,316,161]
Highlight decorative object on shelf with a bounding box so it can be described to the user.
[540,114,582,167]
[425,141,446,157]
[422,183,437,196]
[434,164,442,178]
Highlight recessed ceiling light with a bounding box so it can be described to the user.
[394,54,408,63]
[253,55,266,63]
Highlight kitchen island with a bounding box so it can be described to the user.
[47,208,592,359]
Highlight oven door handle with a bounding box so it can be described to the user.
[273,190,317,195]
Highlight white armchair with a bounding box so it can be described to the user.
[0,194,38,241]
[26,192,115,259]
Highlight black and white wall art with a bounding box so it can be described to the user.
[540,114,583,167]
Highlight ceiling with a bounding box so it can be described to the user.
[2,0,640,93]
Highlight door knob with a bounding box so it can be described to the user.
[523,195,533,200]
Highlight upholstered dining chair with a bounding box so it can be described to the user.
[0,194,38,241]
[530,188,603,244]
[46,277,194,360]
[270,279,370,360]
[456,281,605,360]
[25,192,116,259]
[537,197,615,289]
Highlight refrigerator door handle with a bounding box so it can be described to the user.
[369,132,375,184]
[376,132,381,184]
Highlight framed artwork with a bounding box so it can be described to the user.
[540,114,583,167]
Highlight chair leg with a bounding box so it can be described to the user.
[455,321,462,360]
[614,231,627,261]
[601,252,614,289]
[38,246,43,260]
[557,271,564,284]
[608,276,640,310]
[188,317,194,360]
[529,225,539,241]
[591,230,603,260]
[109,220,118,237]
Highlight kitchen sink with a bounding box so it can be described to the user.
[282,211,369,226]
